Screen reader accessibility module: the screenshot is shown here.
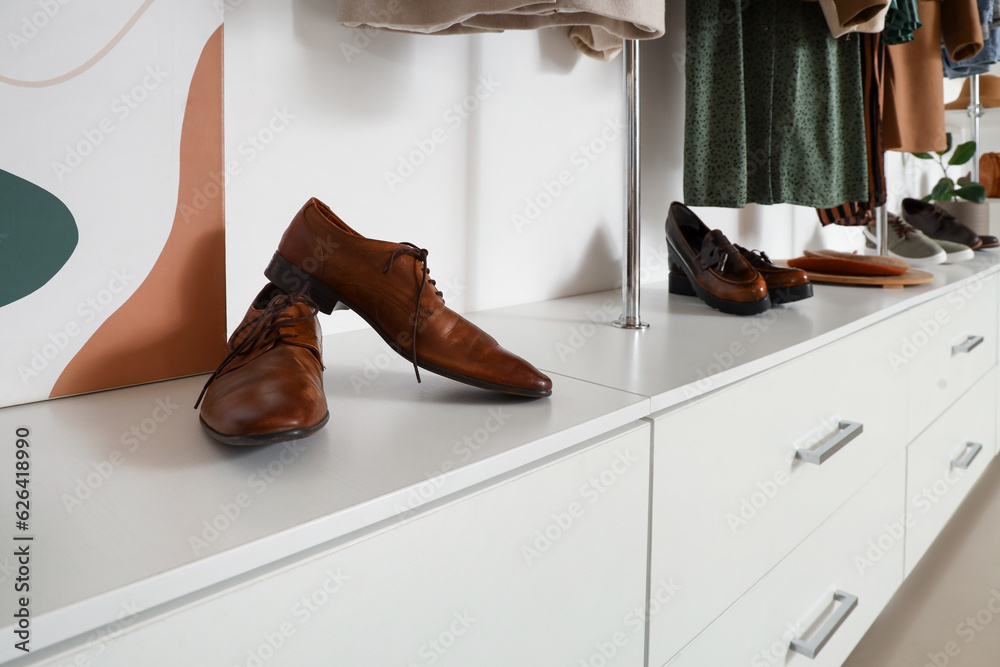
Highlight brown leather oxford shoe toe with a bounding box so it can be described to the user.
[197,285,329,445]
[264,198,552,398]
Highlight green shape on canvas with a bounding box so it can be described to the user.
[0,169,78,308]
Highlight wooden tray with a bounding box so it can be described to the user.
[775,262,934,289]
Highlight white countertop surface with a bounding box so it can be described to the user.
[3,250,999,661]
[471,252,1000,413]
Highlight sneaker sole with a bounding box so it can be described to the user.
[943,247,975,263]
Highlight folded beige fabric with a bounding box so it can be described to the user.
[568,25,624,61]
[803,0,890,37]
[338,0,663,60]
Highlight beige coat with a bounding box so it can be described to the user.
[337,0,664,61]
[805,0,891,35]
[884,0,983,152]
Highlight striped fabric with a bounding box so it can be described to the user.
[817,33,887,226]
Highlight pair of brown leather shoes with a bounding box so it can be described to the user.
[198,198,552,445]
[665,202,812,316]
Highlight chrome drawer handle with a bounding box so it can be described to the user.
[795,421,863,465]
[789,590,859,659]
[952,335,984,354]
[952,442,983,470]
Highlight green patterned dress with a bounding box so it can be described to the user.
[684,0,870,209]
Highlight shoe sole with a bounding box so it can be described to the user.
[671,271,811,305]
[943,248,975,263]
[265,253,552,398]
[666,245,771,316]
[200,411,330,446]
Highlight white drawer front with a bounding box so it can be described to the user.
[648,317,908,665]
[905,274,998,442]
[32,424,651,667]
[668,451,905,667]
[905,371,997,576]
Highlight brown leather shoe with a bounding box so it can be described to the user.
[264,198,552,398]
[978,234,999,249]
[196,285,328,445]
[901,198,982,249]
[665,202,770,316]
[735,245,813,304]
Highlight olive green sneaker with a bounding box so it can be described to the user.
[930,238,975,263]
[864,214,946,267]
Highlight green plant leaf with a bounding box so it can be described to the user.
[935,132,953,156]
[949,141,977,166]
[928,177,954,201]
[912,152,935,159]
[954,182,987,203]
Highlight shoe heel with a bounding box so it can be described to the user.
[264,253,346,314]
[668,272,696,296]
[666,247,697,296]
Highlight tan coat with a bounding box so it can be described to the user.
[804,0,891,35]
[884,0,983,152]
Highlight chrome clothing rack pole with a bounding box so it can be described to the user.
[613,39,650,330]
[971,73,983,182]
[876,206,889,256]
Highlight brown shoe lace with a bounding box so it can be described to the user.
[382,242,444,383]
[735,244,773,267]
[888,215,917,238]
[194,288,321,409]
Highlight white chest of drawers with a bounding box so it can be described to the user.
[5,257,1000,667]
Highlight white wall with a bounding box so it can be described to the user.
[225,1,895,333]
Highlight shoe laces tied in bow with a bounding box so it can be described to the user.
[194,288,320,409]
[382,242,444,383]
